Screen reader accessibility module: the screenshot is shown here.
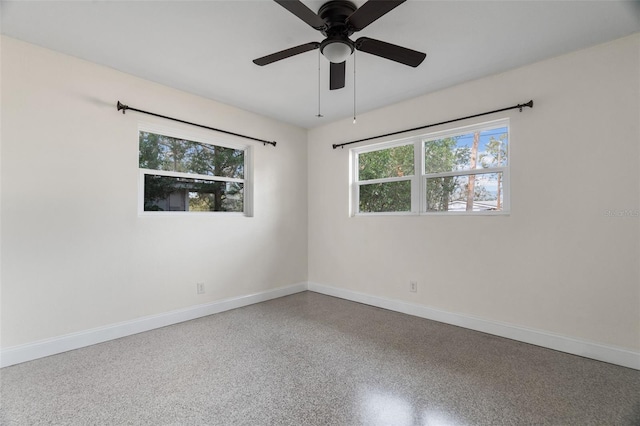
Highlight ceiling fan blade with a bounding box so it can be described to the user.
[253,42,320,66]
[330,61,346,90]
[355,37,426,67]
[347,0,406,31]
[274,0,325,30]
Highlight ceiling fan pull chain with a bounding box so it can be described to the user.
[317,49,323,118]
[353,51,357,124]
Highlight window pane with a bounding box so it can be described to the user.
[139,132,244,179]
[424,127,508,173]
[426,172,503,212]
[358,144,414,181]
[143,175,243,212]
[359,180,411,213]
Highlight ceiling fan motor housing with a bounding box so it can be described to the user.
[318,1,357,62]
[319,0,357,35]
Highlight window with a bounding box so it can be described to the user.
[357,144,414,213]
[138,127,251,215]
[352,120,509,215]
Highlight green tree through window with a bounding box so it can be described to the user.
[358,144,413,213]
[352,121,509,215]
[139,131,246,213]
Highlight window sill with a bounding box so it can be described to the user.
[353,211,510,217]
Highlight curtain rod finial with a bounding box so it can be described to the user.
[519,100,534,111]
[117,101,128,114]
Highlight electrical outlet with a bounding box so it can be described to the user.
[197,282,205,294]
[410,281,418,292]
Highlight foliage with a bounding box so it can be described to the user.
[359,144,414,180]
[358,144,413,212]
[479,133,508,169]
[359,181,411,213]
[424,137,467,211]
[425,137,468,173]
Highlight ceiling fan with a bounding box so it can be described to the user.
[253,0,426,90]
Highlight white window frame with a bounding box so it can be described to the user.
[138,122,253,216]
[351,139,419,216]
[350,119,510,216]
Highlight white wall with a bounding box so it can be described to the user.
[2,33,639,369]
[308,34,640,354]
[0,36,308,349]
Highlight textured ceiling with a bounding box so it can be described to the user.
[2,1,639,129]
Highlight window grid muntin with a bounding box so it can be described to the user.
[139,168,244,184]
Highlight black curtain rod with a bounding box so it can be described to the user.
[332,100,534,149]
[117,101,277,147]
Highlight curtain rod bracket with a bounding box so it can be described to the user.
[116,101,277,147]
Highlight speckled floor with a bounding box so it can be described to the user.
[1,291,639,425]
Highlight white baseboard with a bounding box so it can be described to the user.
[307,282,640,370]
[4,282,638,371]
[0,283,307,368]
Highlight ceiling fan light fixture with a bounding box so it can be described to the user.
[321,39,353,63]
